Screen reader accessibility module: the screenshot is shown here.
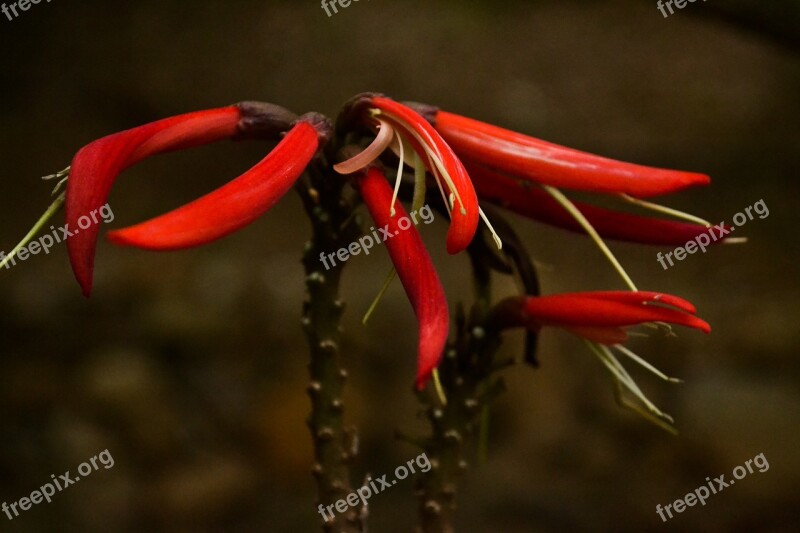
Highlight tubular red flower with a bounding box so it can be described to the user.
[468,164,720,246]
[516,291,711,343]
[66,103,310,296]
[66,106,242,296]
[434,110,710,198]
[357,166,449,390]
[368,97,480,254]
[107,121,318,251]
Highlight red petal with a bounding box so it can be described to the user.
[436,111,710,198]
[468,164,719,246]
[66,106,240,296]
[576,291,697,315]
[357,166,449,390]
[523,293,710,334]
[537,290,697,315]
[107,122,318,251]
[371,98,479,254]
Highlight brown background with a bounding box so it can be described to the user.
[1,1,798,531]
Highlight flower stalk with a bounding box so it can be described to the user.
[298,156,364,532]
[414,228,511,533]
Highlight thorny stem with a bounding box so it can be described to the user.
[415,236,505,533]
[298,159,364,532]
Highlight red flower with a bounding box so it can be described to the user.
[66,103,325,296]
[356,165,449,390]
[335,94,481,254]
[499,291,710,344]
[468,164,721,246]
[496,290,711,430]
[433,110,710,198]
[107,121,319,250]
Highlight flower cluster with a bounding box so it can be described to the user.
[61,93,722,428]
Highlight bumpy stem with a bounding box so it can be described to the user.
[415,241,505,533]
[298,159,363,532]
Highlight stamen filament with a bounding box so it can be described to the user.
[432,369,447,405]
[585,340,675,428]
[611,380,678,435]
[478,207,502,250]
[1,191,65,270]
[42,166,70,196]
[363,156,429,326]
[390,130,406,217]
[613,344,682,383]
[362,267,397,325]
[374,110,467,215]
[411,153,427,213]
[543,185,638,291]
[620,194,712,227]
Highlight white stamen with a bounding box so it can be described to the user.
[613,344,682,383]
[390,133,406,217]
[584,340,676,430]
[362,267,397,325]
[411,152,427,213]
[478,207,502,250]
[620,194,712,227]
[430,152,452,216]
[543,185,638,292]
[432,369,447,405]
[375,109,467,216]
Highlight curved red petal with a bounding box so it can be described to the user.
[357,166,449,390]
[574,291,697,315]
[535,290,697,315]
[436,111,710,198]
[129,107,241,164]
[371,98,479,254]
[468,164,718,246]
[66,106,241,296]
[523,294,710,334]
[107,122,318,251]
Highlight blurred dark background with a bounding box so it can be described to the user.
[1,1,798,531]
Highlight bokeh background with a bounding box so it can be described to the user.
[1,1,798,531]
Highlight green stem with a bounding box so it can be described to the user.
[415,241,503,533]
[298,161,363,532]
